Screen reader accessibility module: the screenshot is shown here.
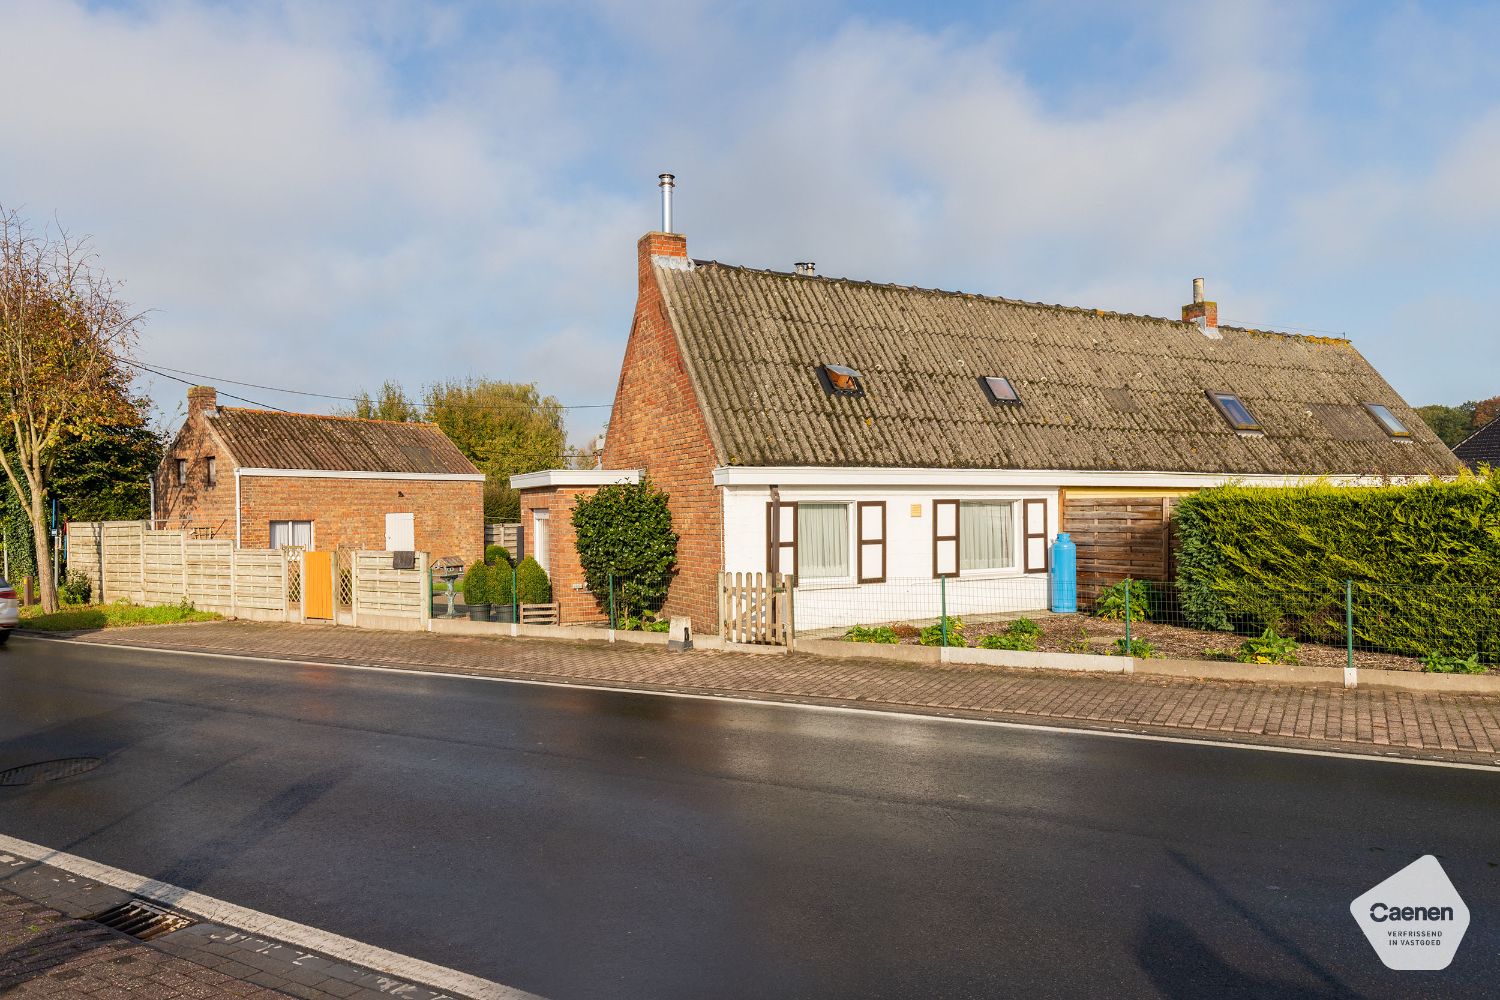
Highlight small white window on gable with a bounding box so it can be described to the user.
[175,458,187,485]
[206,456,217,487]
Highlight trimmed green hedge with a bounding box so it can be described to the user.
[1174,470,1500,662]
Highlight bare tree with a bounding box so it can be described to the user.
[0,206,141,611]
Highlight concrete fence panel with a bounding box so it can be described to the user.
[184,539,235,613]
[352,551,429,631]
[142,531,187,605]
[232,550,290,619]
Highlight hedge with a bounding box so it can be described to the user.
[1174,470,1500,662]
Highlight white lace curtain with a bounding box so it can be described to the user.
[798,503,849,580]
[960,502,1014,571]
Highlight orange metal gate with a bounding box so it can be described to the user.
[304,551,333,620]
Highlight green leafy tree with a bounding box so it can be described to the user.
[1416,402,1478,447]
[571,479,677,620]
[52,416,161,522]
[346,380,422,422]
[423,379,566,522]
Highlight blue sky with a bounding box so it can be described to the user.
[3,0,1497,442]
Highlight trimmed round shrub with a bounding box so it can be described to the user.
[492,563,514,606]
[515,556,551,604]
[461,562,492,605]
[485,545,513,567]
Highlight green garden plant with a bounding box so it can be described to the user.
[1093,580,1153,621]
[492,563,514,608]
[1421,652,1485,675]
[978,632,1036,651]
[515,556,552,605]
[572,478,678,621]
[1004,617,1042,638]
[485,545,513,567]
[58,569,92,606]
[843,625,900,644]
[1111,637,1156,658]
[919,616,967,647]
[1236,627,1300,665]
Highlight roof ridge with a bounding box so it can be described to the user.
[682,259,1349,345]
[216,406,438,428]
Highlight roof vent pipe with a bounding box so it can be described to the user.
[794,262,816,276]
[1192,277,1205,304]
[659,173,675,233]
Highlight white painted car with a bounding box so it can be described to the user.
[0,579,18,644]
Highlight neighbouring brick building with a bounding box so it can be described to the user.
[155,387,484,561]
[517,178,1458,635]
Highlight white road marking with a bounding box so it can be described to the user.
[27,634,1500,773]
[0,831,543,1000]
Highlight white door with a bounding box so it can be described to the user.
[385,512,415,551]
[531,509,550,575]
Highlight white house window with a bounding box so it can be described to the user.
[175,458,187,485]
[269,520,313,549]
[959,501,1016,572]
[797,503,850,581]
[206,456,217,487]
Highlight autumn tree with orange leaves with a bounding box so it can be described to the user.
[0,207,140,611]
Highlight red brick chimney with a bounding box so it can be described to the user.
[1182,277,1220,340]
[187,385,218,420]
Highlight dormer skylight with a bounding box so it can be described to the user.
[818,364,864,398]
[1363,402,1411,438]
[1207,391,1261,433]
[980,376,1021,405]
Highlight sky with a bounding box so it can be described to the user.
[2,0,1497,444]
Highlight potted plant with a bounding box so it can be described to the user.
[462,562,491,621]
[491,563,516,622]
[516,556,552,606]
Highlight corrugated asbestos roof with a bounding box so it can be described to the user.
[208,408,479,475]
[657,261,1462,476]
[1455,417,1500,470]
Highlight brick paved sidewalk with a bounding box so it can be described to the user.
[0,888,285,998]
[62,621,1500,764]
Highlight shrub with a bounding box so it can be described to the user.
[843,625,900,644]
[978,632,1035,651]
[461,562,492,605]
[1005,617,1042,638]
[1236,627,1300,665]
[515,556,551,604]
[485,545,513,567]
[1094,579,1152,621]
[623,613,671,632]
[59,570,92,606]
[1422,653,1485,674]
[1174,473,1500,661]
[1111,637,1156,658]
[492,563,514,607]
[572,478,678,620]
[919,616,966,647]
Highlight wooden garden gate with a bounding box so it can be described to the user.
[718,572,793,646]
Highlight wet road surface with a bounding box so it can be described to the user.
[1,635,1497,998]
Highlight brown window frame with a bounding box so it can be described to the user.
[856,501,886,584]
[1023,498,1049,573]
[765,501,798,577]
[933,499,959,579]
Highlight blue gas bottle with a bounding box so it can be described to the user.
[1050,532,1077,613]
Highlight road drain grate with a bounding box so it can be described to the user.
[0,757,103,786]
[91,899,194,940]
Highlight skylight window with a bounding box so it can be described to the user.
[1364,402,1411,438]
[818,364,864,398]
[1207,391,1261,433]
[980,376,1021,405]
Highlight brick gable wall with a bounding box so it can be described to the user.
[155,409,238,538]
[599,233,724,631]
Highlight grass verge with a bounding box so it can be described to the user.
[19,602,222,632]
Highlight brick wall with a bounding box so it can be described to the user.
[599,232,724,631]
[519,486,607,624]
[155,395,237,538]
[240,476,483,562]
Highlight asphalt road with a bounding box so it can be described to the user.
[1,636,1496,999]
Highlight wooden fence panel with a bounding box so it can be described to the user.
[1062,496,1179,601]
[719,571,791,645]
[353,551,427,619]
[184,539,234,612]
